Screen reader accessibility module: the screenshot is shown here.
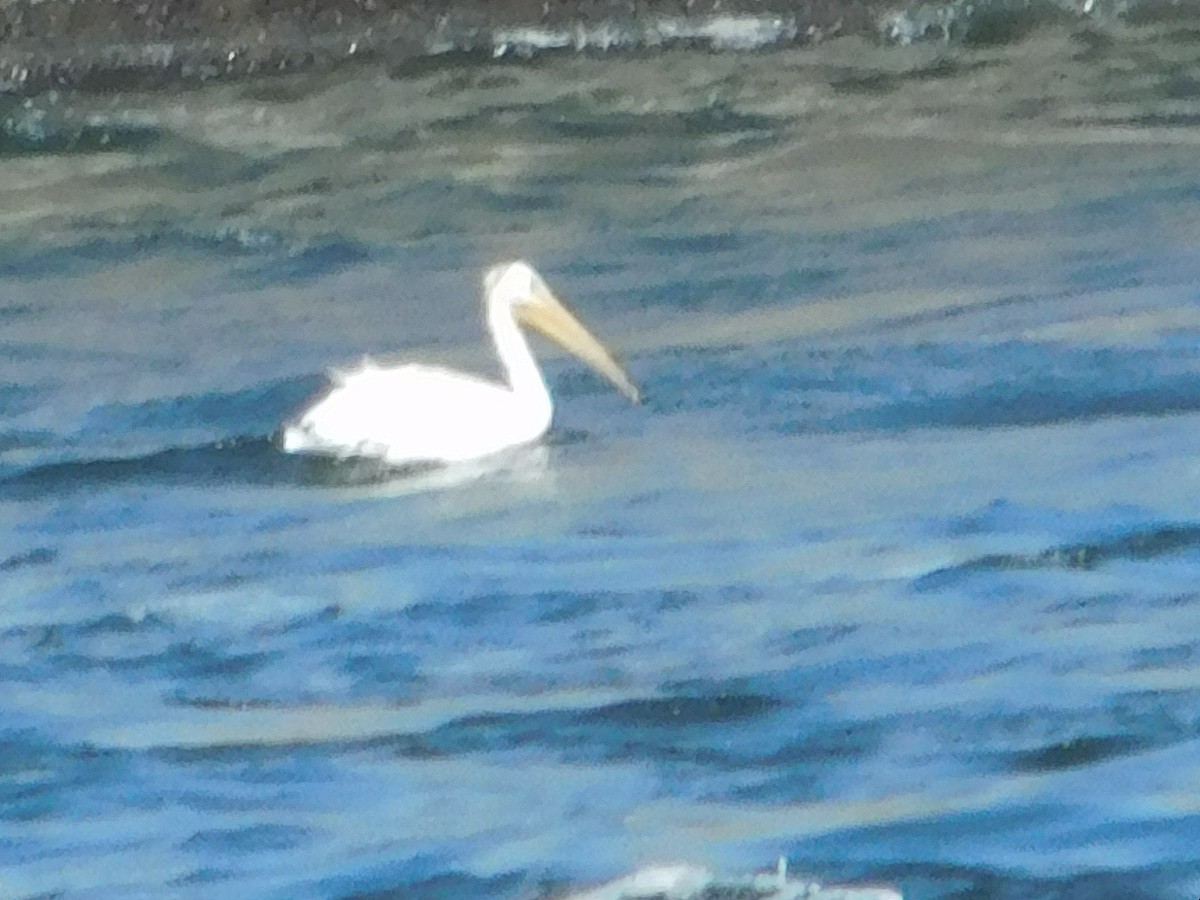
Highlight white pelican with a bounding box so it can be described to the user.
[279,261,640,465]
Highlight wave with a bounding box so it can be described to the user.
[0,100,161,155]
[0,230,373,283]
[0,436,412,500]
[645,339,1200,438]
[0,376,316,492]
[916,522,1200,588]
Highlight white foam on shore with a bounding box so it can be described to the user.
[428,14,804,59]
[560,860,904,900]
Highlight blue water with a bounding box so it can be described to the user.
[5,28,1200,900]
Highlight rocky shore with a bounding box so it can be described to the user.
[0,0,898,94]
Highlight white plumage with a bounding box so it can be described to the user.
[279,261,639,466]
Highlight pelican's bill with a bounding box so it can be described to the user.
[517,287,642,403]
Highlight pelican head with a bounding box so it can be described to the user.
[484,261,641,403]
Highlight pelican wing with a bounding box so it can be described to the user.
[281,360,543,464]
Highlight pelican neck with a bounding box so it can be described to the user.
[487,298,551,403]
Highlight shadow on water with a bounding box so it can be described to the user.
[1,433,561,501]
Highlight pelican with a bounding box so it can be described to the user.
[279,261,640,465]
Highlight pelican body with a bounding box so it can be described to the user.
[280,261,640,465]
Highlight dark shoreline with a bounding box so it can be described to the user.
[0,0,896,95]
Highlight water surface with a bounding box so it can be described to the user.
[4,22,1200,899]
